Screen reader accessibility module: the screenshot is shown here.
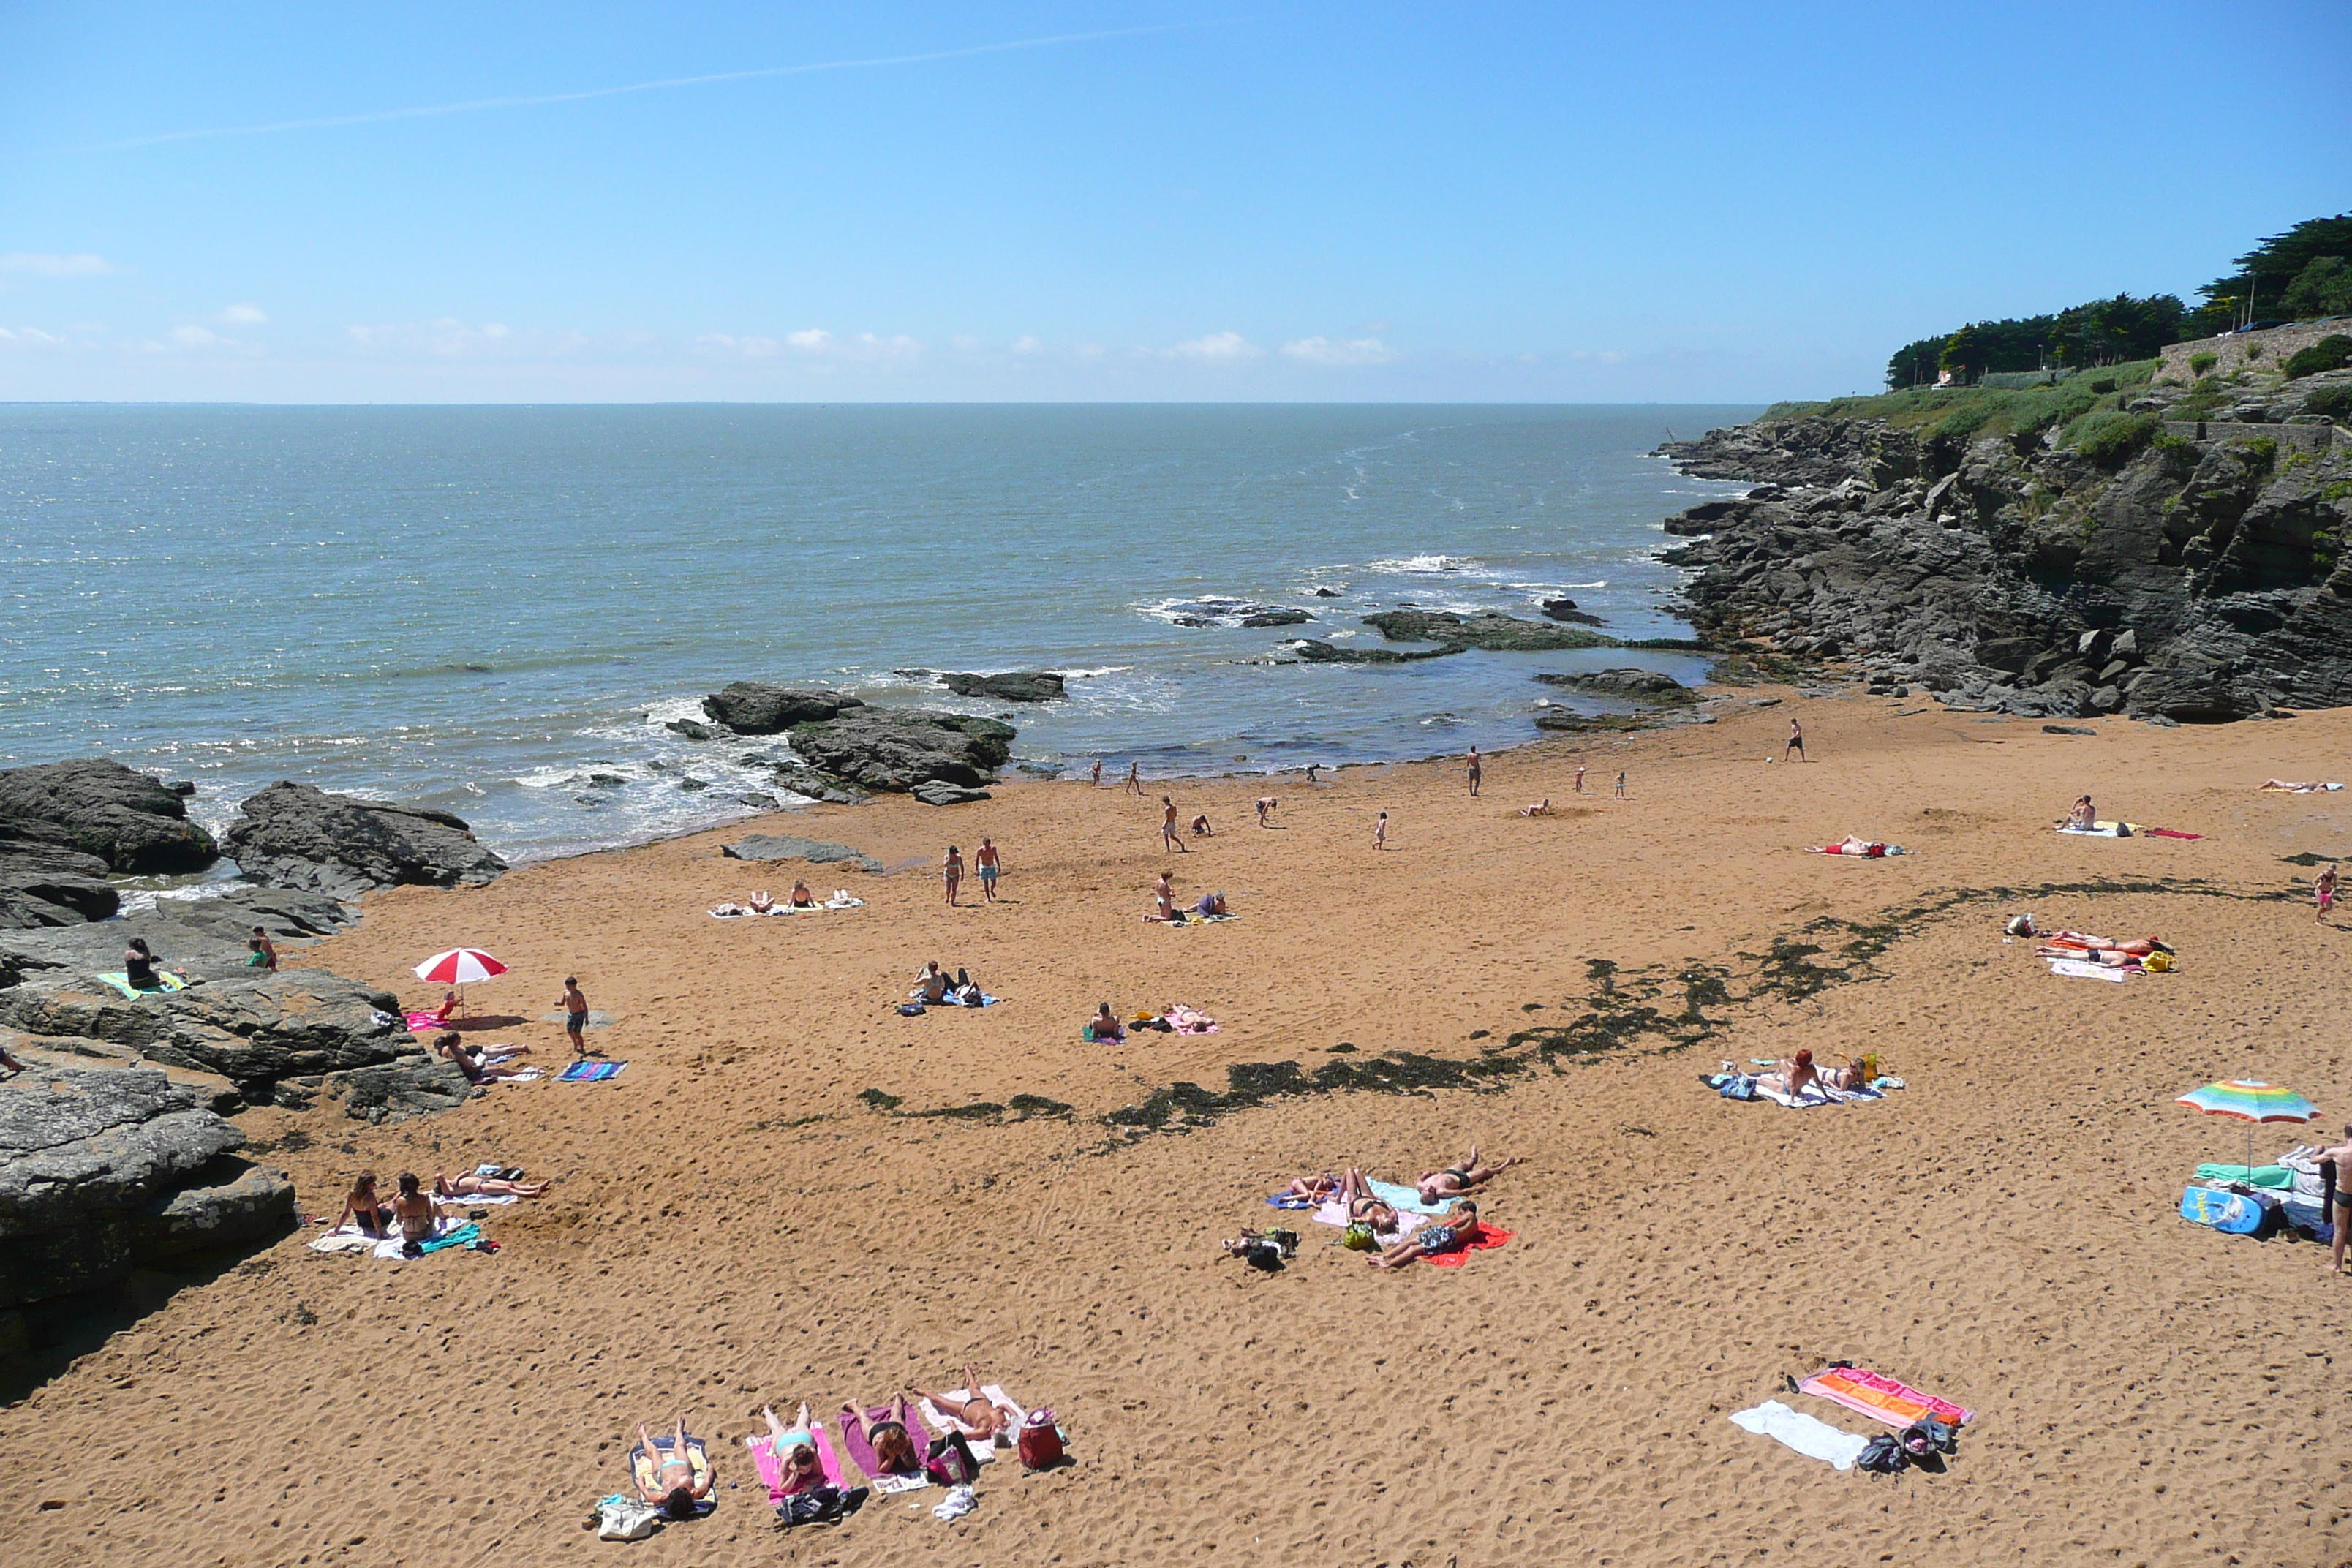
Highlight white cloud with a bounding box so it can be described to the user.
[0,252,121,278]
[786,328,834,351]
[1280,336,1397,366]
[694,333,780,357]
[1012,335,1042,355]
[1169,331,1260,361]
[219,304,268,325]
[0,325,71,347]
[780,328,924,361]
[345,318,551,356]
[169,324,221,347]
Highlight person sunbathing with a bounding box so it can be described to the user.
[1196,891,1229,918]
[1086,1003,1125,1043]
[1415,1145,1522,1205]
[1338,1166,1399,1233]
[1278,1172,1341,1204]
[747,889,776,913]
[908,1368,1008,1441]
[1371,1200,1479,1269]
[1519,799,1553,817]
[2059,796,2097,830]
[636,1416,715,1520]
[759,1404,826,1498]
[2259,780,2337,792]
[1820,1056,1874,1090]
[391,1172,436,1247]
[840,1398,924,1478]
[790,879,816,908]
[1831,834,1887,856]
[2038,943,2138,968]
[433,1032,535,1083]
[337,1172,391,1237]
[1756,1049,1825,1097]
[434,1170,549,1199]
[913,962,951,1004]
[2041,930,2168,957]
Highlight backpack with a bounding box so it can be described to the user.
[1017,1409,1065,1471]
[1856,1434,1908,1474]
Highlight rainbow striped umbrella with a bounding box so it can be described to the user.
[2177,1079,2320,1177]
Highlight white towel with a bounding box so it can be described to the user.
[1729,1400,1870,1471]
[2046,958,2130,982]
[306,1227,377,1255]
[918,1386,1025,1450]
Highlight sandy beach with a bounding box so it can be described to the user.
[8,690,2352,1567]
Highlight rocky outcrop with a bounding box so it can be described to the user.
[225,782,508,896]
[1656,389,2352,722]
[1539,598,1605,626]
[0,1066,293,1311]
[701,684,865,734]
[0,884,356,989]
[0,759,220,875]
[1363,609,1618,653]
[722,834,882,872]
[1240,609,1312,627]
[785,710,1016,793]
[0,831,118,929]
[942,671,1066,704]
[1536,668,1697,705]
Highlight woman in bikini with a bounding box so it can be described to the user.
[1153,872,1176,921]
[747,889,777,913]
[758,1404,827,1499]
[1277,1172,1341,1205]
[790,879,817,908]
[1338,1167,1399,1234]
[432,1032,535,1083]
[1415,1145,1521,1206]
[391,1173,437,1248]
[337,1172,391,1237]
[434,1170,550,1199]
[635,1415,715,1520]
[908,1368,1008,1442]
[840,1398,924,1479]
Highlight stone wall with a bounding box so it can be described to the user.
[2158,320,2351,383]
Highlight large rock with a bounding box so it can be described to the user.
[225,782,507,896]
[1362,609,1618,653]
[786,709,1016,793]
[942,671,1066,704]
[1534,668,1697,705]
[0,1066,293,1310]
[701,684,865,735]
[0,758,218,874]
[721,834,882,872]
[0,884,356,987]
[0,827,118,927]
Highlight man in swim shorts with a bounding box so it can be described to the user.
[1467,746,1481,797]
[1371,1200,1479,1268]
[976,838,1001,902]
[560,976,590,1058]
[2318,1126,2352,1275]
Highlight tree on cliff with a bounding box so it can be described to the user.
[1888,294,2188,388]
[2195,211,2352,330]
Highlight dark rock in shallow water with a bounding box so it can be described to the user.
[1362,609,1618,653]
[701,683,865,735]
[1312,587,1343,598]
[942,671,1066,704]
[0,1066,293,1311]
[722,834,881,872]
[225,782,508,896]
[0,758,218,875]
[786,710,1014,793]
[665,718,717,740]
[1287,638,1449,665]
[1239,609,1312,628]
[1539,598,1605,626]
[1534,668,1697,705]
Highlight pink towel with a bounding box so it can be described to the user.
[837,1402,932,1482]
[1797,1365,1972,1429]
[746,1420,847,1501]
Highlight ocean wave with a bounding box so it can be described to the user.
[1363,554,1483,574]
[1135,595,1319,630]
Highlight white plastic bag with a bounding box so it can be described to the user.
[598,1497,660,1541]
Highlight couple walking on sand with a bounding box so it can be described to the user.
[943,839,1004,905]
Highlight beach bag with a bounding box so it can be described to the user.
[1716,1074,1756,1101]
[925,1432,977,1485]
[1017,1409,1065,1471]
[597,1496,660,1540]
[2143,951,2174,973]
[1857,1434,1908,1474]
[1340,1222,1377,1251]
[897,1003,925,1016]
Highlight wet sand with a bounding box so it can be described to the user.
[7,692,2352,1567]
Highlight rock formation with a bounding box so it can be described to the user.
[1656,370,2352,721]
[785,709,1016,795]
[0,1066,293,1312]
[0,758,219,875]
[225,782,508,895]
[1535,668,1697,704]
[942,671,1066,703]
[701,683,866,734]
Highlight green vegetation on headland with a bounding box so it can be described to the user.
[1770,358,2161,445]
[1883,212,2352,388]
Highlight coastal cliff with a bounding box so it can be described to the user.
[1656,350,2352,721]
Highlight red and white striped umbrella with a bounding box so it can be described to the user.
[412,948,510,986]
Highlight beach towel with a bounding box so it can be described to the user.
[1806,843,1906,857]
[487,1067,543,1082]
[2144,828,2204,840]
[405,1009,452,1031]
[1145,911,1238,926]
[747,1421,847,1500]
[368,1219,480,1260]
[559,1060,627,1082]
[1425,1221,1513,1267]
[2046,958,2131,982]
[2195,1162,2293,1188]
[916,1386,1025,1450]
[306,1226,379,1255]
[1311,1196,1427,1244]
[92,971,186,999]
[1729,1401,1870,1470]
[1797,1366,1973,1430]
[2261,782,2344,793]
[1369,1178,1455,1216]
[628,1436,716,1516]
[837,1404,934,1493]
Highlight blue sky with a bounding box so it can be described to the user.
[1,1,2345,403]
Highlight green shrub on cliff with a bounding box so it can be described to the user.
[2066,410,2160,464]
[2284,335,2352,379]
[1767,360,2157,442]
[2304,384,2352,422]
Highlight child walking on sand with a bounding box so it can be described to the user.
[1613,772,1627,799]
[2319,863,2337,924]
[1373,811,1389,851]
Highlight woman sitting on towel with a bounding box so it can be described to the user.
[790,879,816,908]
[636,1416,715,1520]
[2060,795,2097,831]
[434,1170,549,1199]
[433,1032,535,1083]
[908,1367,1009,1442]
[1371,1200,1479,1269]
[913,962,951,1005]
[1415,1145,1523,1205]
[840,1398,924,1479]
[1086,1002,1125,1043]
[391,1173,437,1247]
[337,1171,391,1237]
[1756,1049,1825,1098]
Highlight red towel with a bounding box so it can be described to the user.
[2144,828,2203,840]
[1426,1221,1514,1267]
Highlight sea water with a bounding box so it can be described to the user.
[0,403,1757,864]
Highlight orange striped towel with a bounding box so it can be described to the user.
[1797,1366,1971,1429]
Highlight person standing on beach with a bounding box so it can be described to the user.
[1613,772,1627,799]
[2319,1125,2352,1273]
[1125,761,1143,796]
[1161,796,1191,852]
[1090,759,1102,786]
[1786,718,1806,762]
[1256,796,1277,827]
[561,976,590,1057]
[976,838,1002,902]
[2318,863,2337,924]
[1467,746,1482,797]
[1575,765,1586,794]
[1305,764,1321,786]
[1373,811,1389,851]
[943,845,965,905]
[1153,870,1177,920]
